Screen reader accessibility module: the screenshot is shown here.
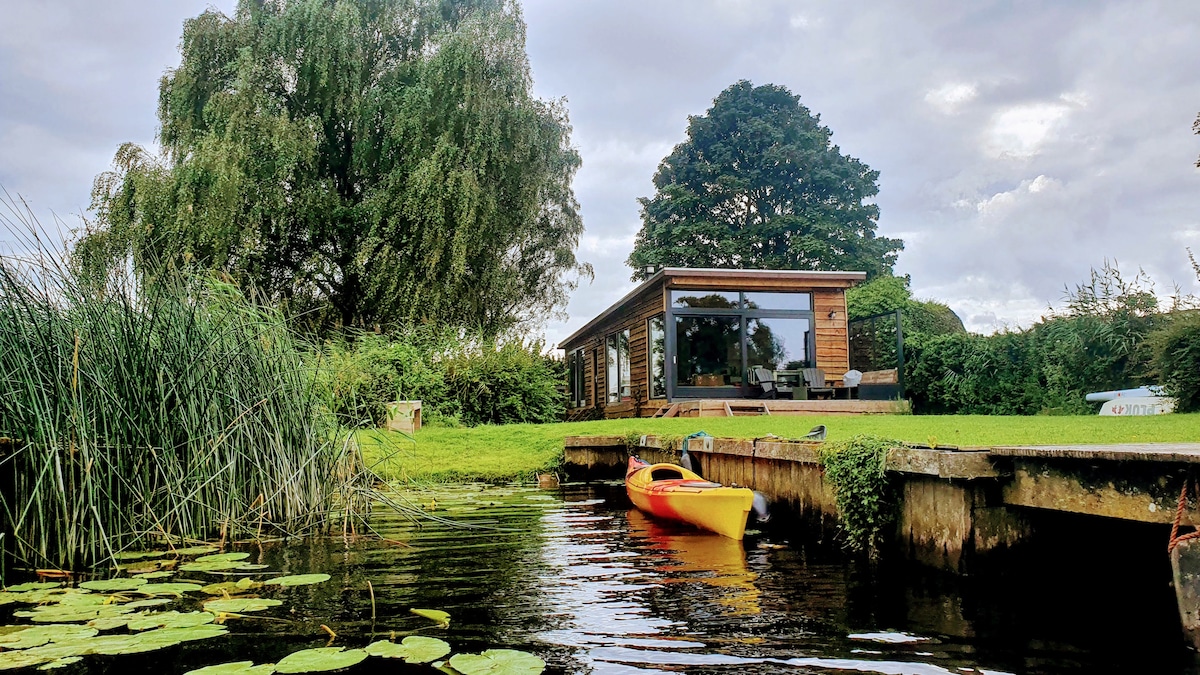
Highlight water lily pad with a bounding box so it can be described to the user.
[0,649,49,670]
[179,561,246,573]
[49,591,107,606]
[195,552,251,563]
[4,582,62,592]
[411,608,451,627]
[262,574,330,587]
[133,571,176,580]
[113,551,166,561]
[16,604,136,624]
[0,625,98,649]
[89,625,228,655]
[448,649,545,675]
[170,546,220,556]
[275,647,367,673]
[365,636,450,663]
[203,598,283,614]
[124,599,173,609]
[138,582,203,596]
[80,578,147,592]
[201,580,260,595]
[127,611,216,631]
[88,615,136,631]
[38,657,82,670]
[184,661,277,675]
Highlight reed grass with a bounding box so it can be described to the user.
[0,199,364,579]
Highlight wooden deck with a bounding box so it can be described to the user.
[646,398,909,418]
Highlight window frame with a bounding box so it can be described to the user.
[665,289,816,400]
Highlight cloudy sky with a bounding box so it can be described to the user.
[2,1,1198,344]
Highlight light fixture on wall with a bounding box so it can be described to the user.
[828,310,837,319]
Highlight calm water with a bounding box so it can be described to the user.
[38,481,1200,673]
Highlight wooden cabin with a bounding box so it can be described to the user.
[559,268,869,418]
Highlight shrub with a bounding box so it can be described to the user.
[314,329,565,428]
[818,434,899,556]
[1150,311,1200,413]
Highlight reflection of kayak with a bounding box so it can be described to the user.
[625,456,754,540]
[626,509,761,616]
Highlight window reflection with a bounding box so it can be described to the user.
[742,292,812,311]
[675,315,742,388]
[671,290,740,309]
[648,316,666,399]
[746,317,811,371]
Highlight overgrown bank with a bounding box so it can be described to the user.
[0,242,360,579]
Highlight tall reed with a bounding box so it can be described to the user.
[0,204,358,578]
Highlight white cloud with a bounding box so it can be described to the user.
[924,82,977,114]
[983,102,1072,159]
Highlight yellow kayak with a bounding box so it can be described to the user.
[625,456,754,540]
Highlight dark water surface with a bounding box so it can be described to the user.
[41,482,1200,673]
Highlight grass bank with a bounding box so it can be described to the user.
[359,412,1200,483]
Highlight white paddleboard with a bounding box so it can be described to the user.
[1098,396,1176,416]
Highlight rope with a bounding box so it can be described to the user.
[1169,477,1200,553]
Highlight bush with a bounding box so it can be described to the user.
[1151,311,1200,413]
[315,328,565,428]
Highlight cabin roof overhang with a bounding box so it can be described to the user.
[557,267,866,350]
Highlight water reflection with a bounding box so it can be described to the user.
[137,482,1200,674]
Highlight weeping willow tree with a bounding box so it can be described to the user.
[78,0,588,335]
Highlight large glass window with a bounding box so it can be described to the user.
[746,317,811,371]
[648,315,666,399]
[675,315,742,389]
[568,349,586,407]
[671,290,740,309]
[606,330,630,403]
[742,291,812,311]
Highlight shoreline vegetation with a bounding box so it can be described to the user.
[358,412,1200,484]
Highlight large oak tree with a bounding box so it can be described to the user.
[80,0,588,335]
[627,80,902,280]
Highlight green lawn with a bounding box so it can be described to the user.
[357,412,1200,484]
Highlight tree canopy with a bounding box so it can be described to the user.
[627,80,902,280]
[79,0,588,335]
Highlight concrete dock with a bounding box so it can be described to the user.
[563,435,1200,572]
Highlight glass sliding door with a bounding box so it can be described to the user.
[665,289,816,400]
[673,314,742,397]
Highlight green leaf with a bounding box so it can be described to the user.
[184,662,277,675]
[201,580,261,596]
[195,552,251,563]
[126,611,216,631]
[0,625,98,649]
[203,598,283,614]
[133,571,176,580]
[138,582,203,596]
[262,574,330,587]
[88,625,228,654]
[123,599,174,609]
[112,551,167,561]
[365,636,450,663]
[179,561,248,573]
[410,608,451,627]
[4,582,62,592]
[170,546,220,556]
[448,649,545,675]
[80,578,148,592]
[274,647,368,673]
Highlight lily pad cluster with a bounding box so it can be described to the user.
[0,547,330,671]
[182,638,545,675]
[2,548,546,674]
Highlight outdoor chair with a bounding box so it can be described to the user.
[752,367,778,399]
[802,367,834,399]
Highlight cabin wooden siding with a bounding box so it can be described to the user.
[561,280,668,415]
[561,269,862,416]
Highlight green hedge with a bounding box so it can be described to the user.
[315,328,565,428]
[1151,311,1200,413]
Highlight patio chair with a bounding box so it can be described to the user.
[802,367,834,399]
[752,367,778,399]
